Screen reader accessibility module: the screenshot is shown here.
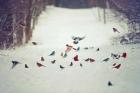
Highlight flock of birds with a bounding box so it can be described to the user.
[10,28,127,86]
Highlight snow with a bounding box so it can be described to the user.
[0,6,140,93]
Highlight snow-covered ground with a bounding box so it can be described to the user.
[0,6,140,93]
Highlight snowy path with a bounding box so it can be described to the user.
[0,6,140,93]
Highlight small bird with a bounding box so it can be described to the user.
[32,42,37,45]
[85,58,90,61]
[36,62,46,67]
[121,52,127,58]
[77,47,80,51]
[51,60,56,64]
[60,65,65,69]
[111,53,120,59]
[113,64,121,69]
[108,81,113,86]
[61,52,63,57]
[69,62,73,66]
[78,36,85,41]
[84,47,88,50]
[11,61,21,69]
[74,55,79,61]
[25,64,29,68]
[96,48,100,51]
[80,63,83,67]
[102,58,110,62]
[113,28,120,33]
[73,40,79,44]
[63,53,67,58]
[90,58,95,62]
[112,63,116,66]
[49,51,55,56]
[41,56,45,61]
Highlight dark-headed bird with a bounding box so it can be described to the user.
[113,64,121,69]
[108,81,113,86]
[51,60,56,64]
[69,62,73,66]
[102,58,110,62]
[113,28,120,33]
[25,64,29,68]
[11,61,21,69]
[36,62,46,67]
[74,55,79,61]
[96,48,100,51]
[80,63,83,67]
[121,52,127,58]
[41,56,45,61]
[90,58,95,63]
[60,65,65,69]
[32,42,37,45]
[49,51,55,56]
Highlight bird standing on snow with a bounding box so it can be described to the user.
[80,63,83,67]
[51,60,56,64]
[108,81,113,86]
[113,64,121,69]
[113,28,120,33]
[74,55,79,61]
[41,56,45,61]
[11,61,21,69]
[121,52,127,58]
[69,62,73,66]
[25,64,29,68]
[36,62,46,67]
[90,58,95,63]
[96,48,100,51]
[49,51,55,56]
[60,65,65,69]
[102,58,110,62]
[84,58,90,62]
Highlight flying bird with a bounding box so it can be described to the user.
[108,81,113,86]
[113,64,121,69]
[60,65,65,69]
[11,61,21,69]
[25,64,29,68]
[69,62,73,66]
[51,60,56,64]
[41,56,45,61]
[74,55,79,61]
[36,62,46,67]
[102,58,110,62]
[49,51,55,56]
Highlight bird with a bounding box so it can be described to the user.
[11,61,21,69]
[121,52,127,58]
[60,65,65,69]
[96,48,100,51]
[32,42,37,45]
[51,60,56,64]
[90,58,95,62]
[78,36,85,41]
[41,56,45,61]
[113,28,120,33]
[69,62,73,66]
[84,58,90,62]
[74,55,79,61]
[80,63,83,67]
[77,47,80,51]
[63,53,67,58]
[113,64,121,69]
[102,58,110,62]
[49,51,55,56]
[108,81,113,86]
[61,52,63,57]
[72,36,78,40]
[84,47,88,50]
[111,53,120,59]
[112,63,116,66]
[25,64,29,68]
[36,62,46,67]
[73,40,79,44]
